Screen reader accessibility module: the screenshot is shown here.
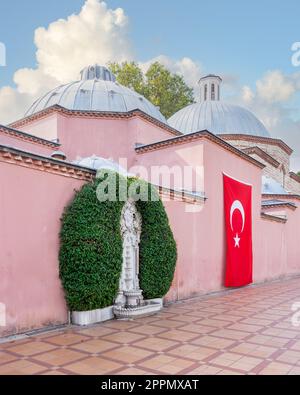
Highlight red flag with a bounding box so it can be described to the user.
[223,173,253,287]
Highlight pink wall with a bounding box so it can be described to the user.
[137,138,300,303]
[56,114,175,166]
[0,162,86,336]
[0,133,55,157]
[15,114,59,142]
[255,202,300,282]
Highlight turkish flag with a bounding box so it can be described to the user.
[223,173,253,287]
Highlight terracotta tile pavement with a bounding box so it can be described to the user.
[1,277,300,375]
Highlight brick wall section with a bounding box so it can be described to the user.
[224,138,300,194]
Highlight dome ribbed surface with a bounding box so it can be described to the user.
[25,65,166,123]
[168,100,269,137]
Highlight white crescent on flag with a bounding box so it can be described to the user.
[230,200,245,233]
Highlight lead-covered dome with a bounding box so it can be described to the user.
[168,74,270,137]
[25,65,166,123]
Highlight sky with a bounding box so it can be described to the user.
[0,0,300,168]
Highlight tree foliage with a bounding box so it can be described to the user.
[109,61,194,119]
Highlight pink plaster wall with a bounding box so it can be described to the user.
[0,133,55,157]
[56,114,175,165]
[15,114,59,142]
[255,202,300,283]
[0,162,86,337]
[137,138,300,303]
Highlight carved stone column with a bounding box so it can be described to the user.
[114,199,144,308]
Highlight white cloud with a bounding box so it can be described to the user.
[256,70,295,103]
[242,85,255,104]
[0,0,132,125]
[234,71,300,171]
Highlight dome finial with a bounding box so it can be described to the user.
[80,64,116,82]
[198,74,222,102]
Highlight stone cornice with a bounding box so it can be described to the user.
[262,201,296,210]
[242,146,280,168]
[0,124,60,149]
[262,193,300,201]
[261,212,287,223]
[218,134,293,155]
[136,130,265,169]
[289,172,300,184]
[0,144,95,181]
[9,105,182,137]
[157,185,206,204]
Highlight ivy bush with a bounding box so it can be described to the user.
[59,171,177,311]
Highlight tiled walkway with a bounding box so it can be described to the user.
[1,278,300,375]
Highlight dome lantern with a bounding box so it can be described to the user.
[198,74,222,102]
[80,64,116,82]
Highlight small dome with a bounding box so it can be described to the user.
[169,73,269,137]
[168,101,270,137]
[74,155,129,176]
[25,64,166,123]
[262,176,288,194]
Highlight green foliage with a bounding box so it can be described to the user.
[129,178,178,299]
[297,171,300,177]
[59,171,125,311]
[108,61,194,118]
[59,172,177,311]
[109,61,145,94]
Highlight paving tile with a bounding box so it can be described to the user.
[46,333,90,346]
[139,354,194,374]
[0,359,46,375]
[102,332,146,344]
[0,351,18,365]
[64,357,122,375]
[33,348,84,366]
[158,329,200,342]
[7,341,57,356]
[168,344,218,361]
[102,346,154,364]
[71,339,118,354]
[1,277,300,375]
[258,361,293,375]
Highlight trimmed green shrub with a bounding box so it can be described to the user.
[59,171,177,311]
[129,178,177,299]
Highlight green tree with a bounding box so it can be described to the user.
[108,61,194,119]
[297,171,300,177]
[109,61,145,94]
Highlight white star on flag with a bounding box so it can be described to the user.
[234,233,240,248]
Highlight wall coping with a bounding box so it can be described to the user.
[262,200,297,210]
[0,144,95,181]
[9,105,182,138]
[218,133,293,155]
[261,212,287,223]
[289,172,300,184]
[242,146,280,168]
[262,193,300,201]
[0,124,60,149]
[135,130,265,169]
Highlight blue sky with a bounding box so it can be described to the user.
[0,0,300,168]
[0,0,299,87]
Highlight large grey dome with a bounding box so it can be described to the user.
[168,101,270,137]
[25,65,166,123]
[168,74,270,137]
